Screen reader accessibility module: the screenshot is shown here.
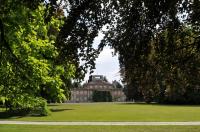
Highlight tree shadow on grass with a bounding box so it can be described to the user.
[0,111,25,119]
[50,108,74,112]
[0,107,75,119]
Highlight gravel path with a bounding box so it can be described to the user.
[0,121,200,125]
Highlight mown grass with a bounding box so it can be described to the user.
[0,103,200,121]
[1,125,200,132]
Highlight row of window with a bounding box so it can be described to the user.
[71,91,92,94]
[71,91,124,95]
[71,97,88,101]
[88,85,113,89]
[71,96,126,102]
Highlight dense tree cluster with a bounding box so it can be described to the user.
[0,0,76,115]
[102,0,200,104]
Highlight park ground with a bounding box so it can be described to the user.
[1,103,200,131]
[1,125,200,132]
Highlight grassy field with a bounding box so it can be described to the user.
[0,103,200,121]
[1,125,200,132]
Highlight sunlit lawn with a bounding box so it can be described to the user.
[0,103,200,121]
[1,125,200,132]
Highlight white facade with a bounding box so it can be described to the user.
[68,75,126,102]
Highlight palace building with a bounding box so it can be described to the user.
[69,75,126,102]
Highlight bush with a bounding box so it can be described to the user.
[31,98,50,116]
[5,95,50,116]
[92,90,112,102]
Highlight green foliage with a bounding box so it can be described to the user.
[0,2,75,115]
[102,0,200,104]
[5,95,50,116]
[92,90,112,102]
[152,27,200,104]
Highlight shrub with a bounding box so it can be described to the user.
[5,95,50,116]
[92,90,112,102]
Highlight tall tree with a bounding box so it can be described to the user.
[101,0,200,104]
[0,1,75,115]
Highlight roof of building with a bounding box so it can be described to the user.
[83,75,114,90]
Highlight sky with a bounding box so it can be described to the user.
[62,9,120,83]
[83,32,120,83]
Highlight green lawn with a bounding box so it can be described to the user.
[0,125,200,132]
[1,103,200,121]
